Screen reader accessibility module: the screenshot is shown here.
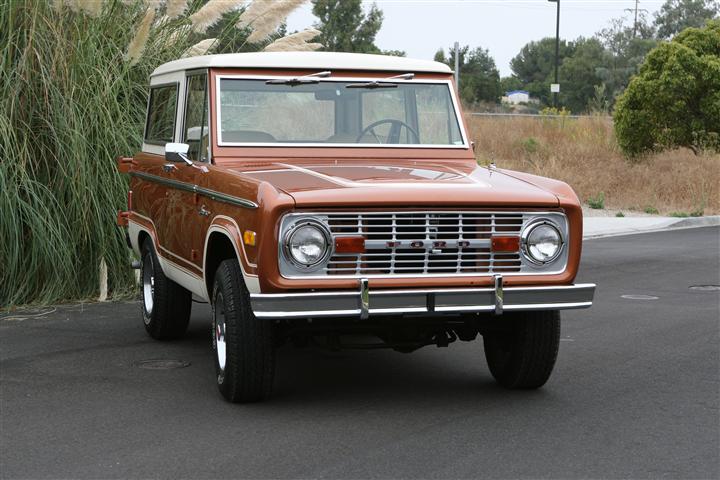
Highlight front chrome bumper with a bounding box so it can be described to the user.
[249,277,596,320]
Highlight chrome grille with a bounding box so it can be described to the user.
[325,212,524,276]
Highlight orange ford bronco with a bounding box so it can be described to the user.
[117,52,595,402]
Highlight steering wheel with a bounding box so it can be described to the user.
[356,119,420,144]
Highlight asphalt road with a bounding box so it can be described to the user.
[2,227,719,479]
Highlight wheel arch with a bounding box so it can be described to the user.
[204,230,240,299]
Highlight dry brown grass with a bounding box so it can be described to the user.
[466,115,720,215]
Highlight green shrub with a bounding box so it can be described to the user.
[644,206,660,214]
[587,192,606,209]
[669,211,690,217]
[615,212,625,217]
[614,20,720,157]
[521,137,540,154]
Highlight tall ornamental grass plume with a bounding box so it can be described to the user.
[0,0,317,307]
[237,0,307,43]
[264,28,322,52]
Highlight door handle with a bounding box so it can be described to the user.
[198,205,211,217]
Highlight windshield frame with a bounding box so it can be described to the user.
[214,74,469,150]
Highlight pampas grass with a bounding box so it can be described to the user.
[165,0,187,18]
[263,28,321,52]
[183,38,218,57]
[126,7,156,66]
[238,0,307,43]
[145,0,165,9]
[0,0,193,307]
[1,0,320,307]
[190,0,246,34]
[55,0,104,16]
[75,0,104,16]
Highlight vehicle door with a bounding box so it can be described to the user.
[135,79,185,265]
[171,70,212,273]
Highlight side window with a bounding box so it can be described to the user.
[183,73,209,162]
[145,84,178,145]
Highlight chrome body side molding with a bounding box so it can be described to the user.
[130,171,258,209]
[250,282,596,320]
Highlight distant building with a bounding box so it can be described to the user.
[502,90,530,105]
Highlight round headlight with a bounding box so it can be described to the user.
[523,221,562,264]
[285,221,331,267]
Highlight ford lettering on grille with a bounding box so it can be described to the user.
[325,212,525,276]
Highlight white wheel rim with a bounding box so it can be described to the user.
[142,254,154,320]
[214,293,227,372]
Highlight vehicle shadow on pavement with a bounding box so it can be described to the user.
[182,308,555,408]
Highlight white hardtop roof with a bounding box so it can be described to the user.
[151,51,453,77]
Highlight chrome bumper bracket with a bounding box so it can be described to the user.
[494,275,503,315]
[250,283,596,320]
[360,278,370,320]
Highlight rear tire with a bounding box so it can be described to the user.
[212,259,275,403]
[140,239,191,340]
[483,310,560,389]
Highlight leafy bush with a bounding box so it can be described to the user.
[521,137,540,154]
[644,206,660,214]
[0,0,315,307]
[587,192,606,209]
[614,20,720,156]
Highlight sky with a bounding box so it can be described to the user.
[287,0,667,77]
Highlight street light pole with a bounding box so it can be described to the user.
[549,0,560,108]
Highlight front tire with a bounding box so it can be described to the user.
[483,310,560,389]
[212,259,275,403]
[140,239,191,340]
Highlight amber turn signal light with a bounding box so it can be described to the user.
[491,236,520,252]
[243,230,256,246]
[334,236,365,254]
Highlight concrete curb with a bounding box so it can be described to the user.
[583,216,720,239]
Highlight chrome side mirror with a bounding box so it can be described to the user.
[165,142,193,166]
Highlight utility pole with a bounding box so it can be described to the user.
[633,0,639,37]
[548,0,560,108]
[625,0,648,38]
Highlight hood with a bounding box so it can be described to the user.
[227,159,559,208]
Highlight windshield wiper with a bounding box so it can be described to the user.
[265,70,331,86]
[345,73,415,89]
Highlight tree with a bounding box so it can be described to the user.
[596,15,658,103]
[614,20,720,156]
[510,37,574,105]
[435,45,501,105]
[654,0,719,39]
[558,37,606,113]
[500,76,523,95]
[312,0,384,53]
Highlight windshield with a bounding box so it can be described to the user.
[217,78,465,147]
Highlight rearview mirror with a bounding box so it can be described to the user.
[165,142,192,165]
